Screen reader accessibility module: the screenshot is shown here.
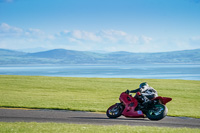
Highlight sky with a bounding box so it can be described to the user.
[0,0,200,53]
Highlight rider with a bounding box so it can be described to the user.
[126,82,158,105]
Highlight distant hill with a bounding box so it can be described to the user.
[0,48,200,65]
[0,49,25,56]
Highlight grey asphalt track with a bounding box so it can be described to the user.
[0,108,200,128]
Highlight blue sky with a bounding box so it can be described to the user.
[0,0,200,53]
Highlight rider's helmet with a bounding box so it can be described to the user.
[139,82,149,88]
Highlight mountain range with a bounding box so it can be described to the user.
[0,48,200,65]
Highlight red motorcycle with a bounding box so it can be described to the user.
[106,91,172,120]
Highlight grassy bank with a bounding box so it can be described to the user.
[0,75,200,118]
[0,122,199,133]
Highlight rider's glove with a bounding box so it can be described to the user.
[125,89,130,94]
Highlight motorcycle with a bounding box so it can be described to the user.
[106,91,172,120]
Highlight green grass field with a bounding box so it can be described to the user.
[0,122,199,133]
[0,75,200,118]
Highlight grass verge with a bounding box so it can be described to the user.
[0,122,200,133]
[0,75,200,118]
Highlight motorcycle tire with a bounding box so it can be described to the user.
[146,104,168,121]
[106,103,124,118]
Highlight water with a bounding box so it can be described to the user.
[0,64,200,80]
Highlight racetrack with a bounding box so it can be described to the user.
[0,108,199,128]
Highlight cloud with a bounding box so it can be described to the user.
[0,23,152,47]
[140,35,153,44]
[59,29,152,45]
[0,23,50,40]
[25,28,45,38]
[72,30,102,42]
[60,30,102,43]
[100,30,127,38]
[189,36,200,46]
[0,23,56,50]
[0,23,23,37]
[99,30,127,42]
[191,36,200,40]
[0,23,155,52]
[99,30,152,45]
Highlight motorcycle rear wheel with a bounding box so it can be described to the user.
[106,103,124,118]
[146,104,168,121]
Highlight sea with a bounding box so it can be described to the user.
[0,64,200,80]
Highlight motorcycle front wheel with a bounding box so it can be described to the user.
[106,103,124,118]
[146,104,168,121]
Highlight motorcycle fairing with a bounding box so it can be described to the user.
[119,92,144,118]
[153,96,172,105]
